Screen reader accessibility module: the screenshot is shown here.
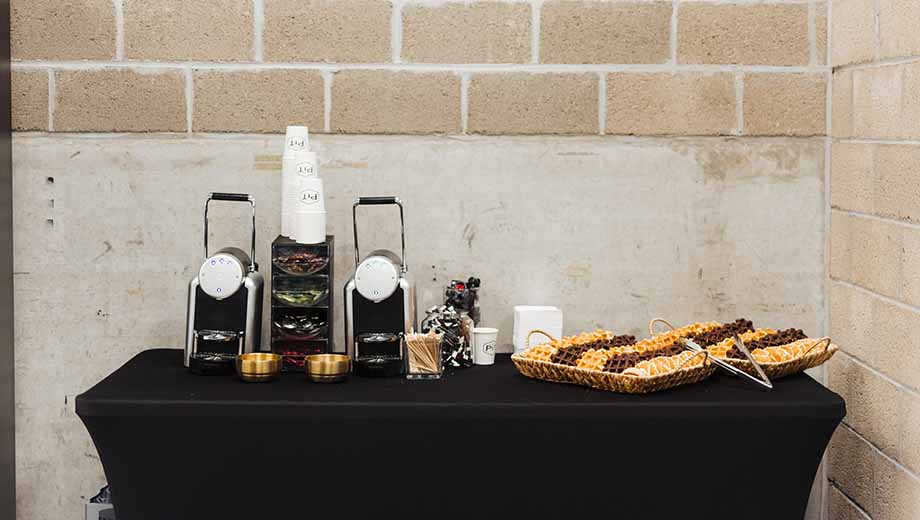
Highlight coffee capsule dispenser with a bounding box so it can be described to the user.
[185,193,264,374]
[270,235,334,371]
[344,197,416,377]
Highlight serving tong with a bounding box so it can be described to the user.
[649,319,773,391]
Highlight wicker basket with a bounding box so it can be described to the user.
[511,330,716,394]
[718,337,839,380]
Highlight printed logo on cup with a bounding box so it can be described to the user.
[287,137,307,150]
[482,341,495,355]
[299,189,321,205]
[295,162,315,177]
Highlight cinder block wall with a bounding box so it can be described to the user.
[826,0,920,518]
[10,0,828,136]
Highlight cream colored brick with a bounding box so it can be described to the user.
[124,0,253,61]
[677,3,809,65]
[605,73,735,136]
[832,0,876,66]
[193,70,324,133]
[877,145,920,223]
[54,69,186,132]
[11,70,48,132]
[828,354,901,457]
[830,211,899,298]
[264,0,391,63]
[901,227,920,308]
[816,2,828,66]
[828,484,870,520]
[469,73,597,135]
[879,0,920,60]
[873,293,920,392]
[899,391,920,476]
[11,0,115,60]
[827,422,876,512]
[830,143,875,214]
[332,71,460,134]
[743,73,826,136]
[853,65,903,139]
[540,1,671,64]
[402,2,530,63]
[873,453,920,520]
[829,281,877,366]
[833,69,854,139]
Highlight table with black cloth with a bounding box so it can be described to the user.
[77,349,845,520]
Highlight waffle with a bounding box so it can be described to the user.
[550,344,599,366]
[632,321,721,355]
[603,342,684,373]
[524,344,557,362]
[749,338,816,364]
[576,348,611,371]
[707,329,775,359]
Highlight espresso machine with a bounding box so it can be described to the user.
[184,193,264,374]
[344,197,416,377]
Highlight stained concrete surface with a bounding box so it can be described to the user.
[12,134,825,519]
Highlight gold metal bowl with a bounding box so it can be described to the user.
[305,354,351,383]
[236,353,282,383]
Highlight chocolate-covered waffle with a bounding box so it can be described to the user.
[684,318,754,347]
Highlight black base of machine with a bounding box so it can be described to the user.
[353,357,404,377]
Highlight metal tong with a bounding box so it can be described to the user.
[649,319,772,391]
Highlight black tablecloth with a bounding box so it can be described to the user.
[77,349,845,520]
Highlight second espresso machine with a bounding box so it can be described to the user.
[344,197,416,377]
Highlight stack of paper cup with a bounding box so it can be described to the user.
[280,126,326,244]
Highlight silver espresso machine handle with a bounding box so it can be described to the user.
[204,192,256,272]
[352,196,406,273]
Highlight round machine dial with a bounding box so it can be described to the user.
[355,255,400,303]
[198,253,245,300]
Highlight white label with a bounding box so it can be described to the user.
[287,137,307,151]
[299,189,321,205]
[296,161,315,177]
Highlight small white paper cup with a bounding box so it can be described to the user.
[292,210,326,245]
[471,327,498,366]
[284,126,310,153]
[282,151,318,178]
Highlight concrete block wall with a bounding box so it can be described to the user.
[827,0,920,518]
[10,0,828,136]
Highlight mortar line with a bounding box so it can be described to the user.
[873,0,881,61]
[832,206,920,231]
[253,0,265,62]
[10,60,830,74]
[808,0,817,66]
[835,54,920,73]
[838,422,920,484]
[734,72,744,135]
[597,72,605,135]
[184,68,194,134]
[46,69,56,132]
[460,72,470,134]
[837,137,920,145]
[670,1,679,64]
[531,0,541,64]
[392,0,404,64]
[827,483,872,520]
[323,70,334,133]
[114,0,125,60]
[11,131,827,143]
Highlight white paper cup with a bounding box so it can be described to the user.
[282,151,318,178]
[293,210,326,244]
[471,327,498,366]
[284,126,309,153]
[293,177,325,212]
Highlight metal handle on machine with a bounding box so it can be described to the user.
[204,192,256,272]
[352,196,406,273]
